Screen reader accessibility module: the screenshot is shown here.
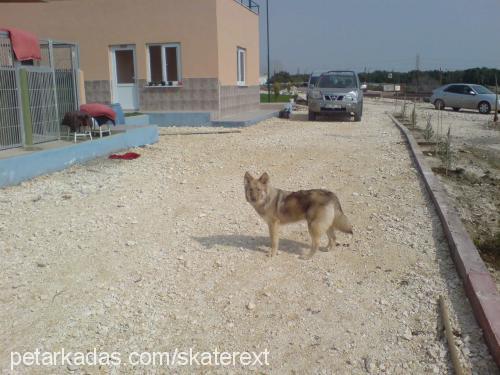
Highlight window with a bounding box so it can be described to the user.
[115,50,135,84]
[444,85,463,94]
[308,75,320,87]
[462,85,474,95]
[472,85,493,95]
[147,43,181,85]
[237,48,246,86]
[318,72,357,89]
[445,85,475,95]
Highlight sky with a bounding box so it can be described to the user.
[258,0,500,75]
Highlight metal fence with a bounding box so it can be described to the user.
[26,67,60,144]
[53,44,79,123]
[0,32,79,150]
[0,33,22,150]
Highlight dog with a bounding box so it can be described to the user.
[244,172,353,260]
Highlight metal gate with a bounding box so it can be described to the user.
[25,66,60,144]
[0,32,23,150]
[0,32,79,149]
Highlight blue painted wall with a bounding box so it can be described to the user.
[124,112,212,127]
[124,115,150,126]
[147,112,212,127]
[124,111,278,128]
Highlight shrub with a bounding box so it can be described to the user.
[423,115,434,141]
[410,104,417,128]
[437,127,455,174]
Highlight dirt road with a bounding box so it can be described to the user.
[0,100,497,374]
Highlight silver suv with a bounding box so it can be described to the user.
[308,71,363,121]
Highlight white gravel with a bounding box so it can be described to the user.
[0,100,497,374]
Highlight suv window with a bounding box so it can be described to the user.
[309,76,320,87]
[318,72,357,89]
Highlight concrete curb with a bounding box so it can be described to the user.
[388,113,500,367]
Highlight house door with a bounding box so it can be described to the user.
[111,46,138,110]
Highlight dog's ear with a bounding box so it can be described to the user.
[259,172,270,184]
[244,172,253,185]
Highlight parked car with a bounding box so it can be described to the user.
[306,71,325,101]
[430,84,500,114]
[308,71,364,121]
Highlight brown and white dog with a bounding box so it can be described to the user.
[244,172,353,260]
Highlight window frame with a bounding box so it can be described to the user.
[146,43,182,85]
[237,47,247,86]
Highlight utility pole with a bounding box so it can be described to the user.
[416,53,420,95]
[266,0,271,103]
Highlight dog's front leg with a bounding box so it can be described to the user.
[268,220,280,257]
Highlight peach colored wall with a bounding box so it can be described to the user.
[216,0,260,86]
[0,0,220,81]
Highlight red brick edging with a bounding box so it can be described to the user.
[388,113,500,368]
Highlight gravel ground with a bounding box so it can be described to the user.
[0,100,498,374]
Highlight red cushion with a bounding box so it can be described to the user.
[80,103,116,121]
[0,27,41,61]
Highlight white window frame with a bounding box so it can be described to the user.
[146,43,182,85]
[237,47,246,86]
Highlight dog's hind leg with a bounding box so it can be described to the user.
[301,221,324,260]
[322,226,336,252]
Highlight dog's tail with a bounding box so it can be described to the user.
[332,212,353,234]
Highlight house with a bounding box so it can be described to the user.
[0,0,260,118]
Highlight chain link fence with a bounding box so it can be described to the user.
[0,32,22,150]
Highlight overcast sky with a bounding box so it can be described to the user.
[258,0,500,75]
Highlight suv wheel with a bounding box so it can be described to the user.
[353,112,362,122]
[478,101,491,114]
[308,111,316,121]
[434,99,445,110]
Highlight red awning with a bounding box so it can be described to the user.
[0,27,41,61]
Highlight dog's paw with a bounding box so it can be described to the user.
[268,249,280,258]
